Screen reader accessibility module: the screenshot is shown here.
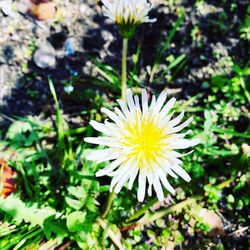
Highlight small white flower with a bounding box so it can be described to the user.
[101,0,156,37]
[85,89,200,202]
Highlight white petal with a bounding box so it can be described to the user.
[173,130,192,139]
[159,97,176,116]
[110,164,128,191]
[168,111,185,128]
[149,95,156,112]
[137,169,147,202]
[171,164,191,182]
[147,171,153,196]
[171,138,200,149]
[104,120,119,133]
[172,150,194,158]
[141,88,148,116]
[96,158,124,177]
[128,167,139,190]
[154,91,167,113]
[152,173,164,201]
[171,117,193,133]
[114,107,126,120]
[96,151,120,164]
[160,112,175,129]
[89,120,112,135]
[84,137,121,147]
[126,89,136,111]
[134,95,140,109]
[114,171,130,193]
[117,99,130,118]
[156,157,178,178]
[101,108,122,125]
[109,161,128,177]
[86,149,114,161]
[156,167,176,194]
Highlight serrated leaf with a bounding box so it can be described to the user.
[65,197,83,210]
[43,215,68,240]
[85,197,98,213]
[241,67,250,76]
[67,186,86,200]
[227,194,235,203]
[0,195,67,241]
[97,185,110,193]
[0,195,55,227]
[6,121,32,141]
[66,211,86,232]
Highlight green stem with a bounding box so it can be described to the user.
[125,196,202,228]
[102,191,115,219]
[101,39,128,219]
[239,76,250,104]
[126,197,158,223]
[137,196,202,227]
[121,38,128,100]
[97,218,124,250]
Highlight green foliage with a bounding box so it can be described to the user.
[150,10,185,82]
[66,211,86,232]
[48,79,66,152]
[211,63,250,104]
[0,195,56,227]
[240,6,250,41]
[0,0,249,249]
[0,89,101,248]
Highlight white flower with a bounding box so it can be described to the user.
[85,89,200,202]
[101,0,156,37]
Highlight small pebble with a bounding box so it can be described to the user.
[0,0,16,18]
[17,0,31,14]
[29,1,56,21]
[64,85,74,94]
[33,41,56,69]
[64,38,76,56]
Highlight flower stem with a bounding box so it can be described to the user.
[137,196,202,227]
[102,191,116,219]
[101,39,128,219]
[125,197,158,223]
[121,38,128,100]
[97,217,124,250]
[124,196,202,228]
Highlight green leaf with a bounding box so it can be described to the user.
[158,54,186,80]
[0,195,56,227]
[48,78,65,150]
[6,121,32,141]
[65,197,83,210]
[232,64,242,74]
[227,194,235,203]
[97,185,110,193]
[150,10,185,82]
[0,195,67,241]
[85,197,98,212]
[66,211,86,232]
[67,186,86,200]
[241,67,250,76]
[43,215,68,240]
[174,230,184,243]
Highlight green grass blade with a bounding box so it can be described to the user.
[150,11,185,82]
[157,54,186,80]
[48,78,65,151]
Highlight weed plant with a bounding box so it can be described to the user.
[0,1,249,249]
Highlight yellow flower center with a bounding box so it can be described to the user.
[116,15,123,24]
[116,15,137,25]
[122,112,165,169]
